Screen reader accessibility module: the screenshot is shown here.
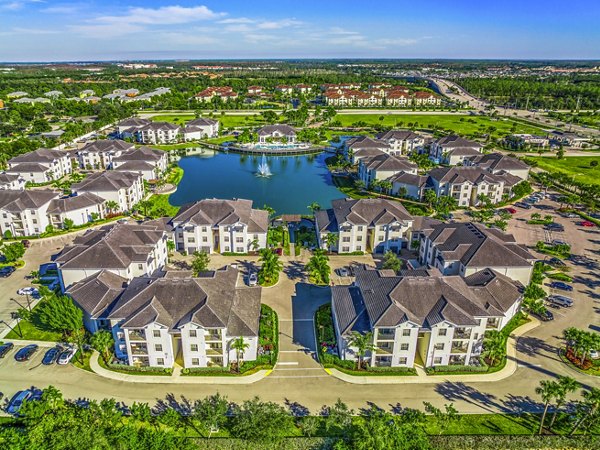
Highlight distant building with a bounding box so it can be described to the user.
[7,148,72,184]
[0,173,26,191]
[77,140,135,170]
[183,118,220,140]
[429,135,483,165]
[256,125,296,144]
[72,171,144,212]
[194,86,238,102]
[135,122,180,144]
[111,146,168,181]
[0,190,58,236]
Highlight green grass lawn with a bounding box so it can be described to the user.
[150,113,267,128]
[425,413,537,435]
[334,114,545,139]
[530,156,600,186]
[5,319,62,342]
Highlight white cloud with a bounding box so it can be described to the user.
[11,26,58,34]
[1,1,25,10]
[41,3,84,14]
[218,17,254,24]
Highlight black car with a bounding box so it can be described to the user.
[0,342,14,358]
[547,257,567,268]
[42,347,61,365]
[545,223,565,232]
[534,309,554,321]
[14,344,38,362]
[515,202,532,210]
[0,266,15,278]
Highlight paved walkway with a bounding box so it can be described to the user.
[88,351,270,384]
[327,318,541,384]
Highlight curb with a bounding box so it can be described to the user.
[88,351,270,384]
[325,317,541,385]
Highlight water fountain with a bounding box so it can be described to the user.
[256,153,272,177]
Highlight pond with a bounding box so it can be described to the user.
[168,149,345,214]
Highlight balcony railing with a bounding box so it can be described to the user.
[377,332,395,341]
[375,346,393,355]
[205,334,221,342]
[486,320,500,329]
[128,331,145,341]
[130,346,148,355]
[206,347,223,356]
[453,330,471,340]
[451,345,468,354]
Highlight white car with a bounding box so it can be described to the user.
[248,272,258,286]
[17,287,39,296]
[590,350,600,360]
[338,267,350,277]
[57,347,77,365]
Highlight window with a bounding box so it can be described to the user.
[155,344,163,352]
[224,246,230,252]
[357,236,363,241]
[187,237,195,243]
[138,264,143,270]
[342,237,350,242]
[202,236,208,242]
[189,330,197,338]
[342,246,350,252]
[32,219,37,224]
[224,236,229,242]
[153,330,161,338]
[253,234,258,240]
[400,343,409,351]
[473,333,479,340]
[236,247,244,253]
[356,246,362,251]
[190,344,198,352]
[236,237,243,243]
[438,329,447,336]
[357,226,363,231]
[434,343,444,351]
[433,357,443,365]
[191,358,199,366]
[378,236,384,241]
[402,329,411,337]
[398,357,407,365]
[156,358,165,365]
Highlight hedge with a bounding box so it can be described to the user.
[335,251,364,256]
[221,252,249,256]
[106,363,173,375]
[430,435,600,450]
[426,363,489,375]
[194,437,335,450]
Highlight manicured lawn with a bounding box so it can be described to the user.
[529,156,600,186]
[334,114,545,139]
[150,113,267,128]
[425,413,537,435]
[146,193,180,218]
[5,319,62,342]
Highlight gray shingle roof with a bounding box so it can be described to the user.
[361,154,417,173]
[56,223,165,271]
[67,270,128,318]
[173,198,268,233]
[428,167,505,185]
[257,124,296,136]
[8,148,67,164]
[330,198,412,227]
[112,146,165,163]
[466,153,529,172]
[79,139,134,154]
[376,130,422,141]
[347,136,389,151]
[72,171,141,192]
[108,267,261,336]
[0,189,58,213]
[186,118,218,127]
[47,192,105,214]
[435,135,483,149]
[6,163,51,173]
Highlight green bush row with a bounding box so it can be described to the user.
[107,363,173,375]
[430,434,600,450]
[426,363,489,375]
[221,252,249,256]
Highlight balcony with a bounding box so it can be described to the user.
[449,355,466,365]
[486,319,500,329]
[451,344,468,354]
[375,345,393,355]
[453,329,471,340]
[128,330,146,341]
[377,332,395,341]
[130,345,148,355]
[205,333,221,342]
[206,346,223,356]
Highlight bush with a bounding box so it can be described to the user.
[336,251,364,256]
[221,252,249,256]
[107,363,173,375]
[182,367,230,375]
[546,272,573,282]
[426,363,489,374]
[430,435,600,450]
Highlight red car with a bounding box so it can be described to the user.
[505,207,517,214]
[578,221,596,228]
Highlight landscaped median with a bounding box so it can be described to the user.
[315,304,538,383]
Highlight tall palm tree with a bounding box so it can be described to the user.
[570,387,600,436]
[536,379,561,434]
[306,249,331,285]
[482,331,505,366]
[257,248,283,286]
[324,233,339,252]
[347,331,375,371]
[105,200,119,214]
[230,337,250,372]
[549,376,579,429]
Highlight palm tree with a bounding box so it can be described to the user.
[90,330,115,364]
[257,248,283,286]
[549,376,579,429]
[536,379,561,434]
[324,233,339,252]
[424,189,437,210]
[230,337,250,372]
[347,331,375,371]
[570,387,600,435]
[105,200,119,214]
[482,330,505,366]
[137,200,152,217]
[306,249,330,285]
[307,202,321,213]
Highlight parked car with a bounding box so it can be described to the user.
[545,223,564,232]
[57,347,77,365]
[505,207,517,214]
[17,287,39,296]
[14,344,39,362]
[338,267,350,277]
[533,309,554,321]
[22,240,31,248]
[590,350,600,360]
[547,257,567,268]
[0,266,15,278]
[0,342,14,358]
[551,239,568,246]
[42,347,61,365]
[247,272,257,286]
[546,295,573,308]
[6,390,33,415]
[549,281,573,291]
[578,221,596,228]
[515,202,532,210]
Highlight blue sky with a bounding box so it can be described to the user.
[0,0,599,61]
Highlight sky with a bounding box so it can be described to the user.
[0,0,599,62]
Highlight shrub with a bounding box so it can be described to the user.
[426,363,489,374]
[108,364,173,375]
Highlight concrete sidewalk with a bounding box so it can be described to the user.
[88,351,271,384]
[326,317,541,385]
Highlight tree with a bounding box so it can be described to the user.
[62,218,75,230]
[323,398,353,436]
[570,387,600,435]
[261,204,275,217]
[536,379,561,434]
[35,294,83,335]
[105,200,119,214]
[193,393,229,437]
[90,330,114,364]
[307,202,321,213]
[137,199,152,217]
[424,189,437,209]
[230,397,294,442]
[324,233,339,251]
[191,250,210,276]
[1,241,26,262]
[548,376,579,429]
[347,331,375,371]
[306,249,331,285]
[382,250,402,274]
[482,330,505,366]
[257,248,283,286]
[423,402,460,435]
[231,336,250,372]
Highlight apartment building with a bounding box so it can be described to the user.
[76,139,135,170]
[68,267,261,368]
[389,172,429,200]
[358,154,418,188]
[331,266,523,368]
[0,190,57,237]
[375,130,425,156]
[46,193,106,229]
[135,122,180,145]
[183,118,220,140]
[413,91,442,106]
[428,167,510,206]
[172,198,269,254]
[112,146,168,181]
[429,135,483,165]
[419,222,535,285]
[6,148,72,183]
[345,137,390,164]
[72,171,144,212]
[116,118,151,138]
[256,125,297,144]
[464,152,531,180]
[315,198,414,254]
[56,222,168,290]
[194,86,238,102]
[0,173,26,191]
[275,85,294,95]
